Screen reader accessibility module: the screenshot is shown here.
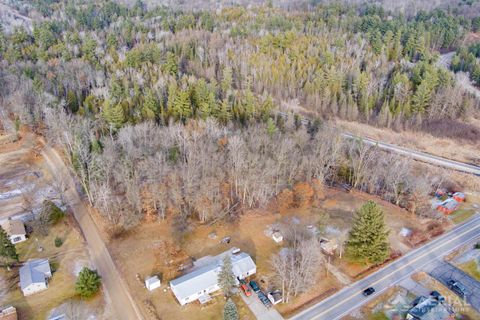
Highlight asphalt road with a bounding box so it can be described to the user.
[41,144,144,320]
[291,214,480,320]
[342,133,480,176]
[277,111,480,176]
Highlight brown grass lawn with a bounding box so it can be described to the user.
[458,260,480,281]
[0,220,99,320]
[275,273,340,318]
[107,187,431,319]
[336,119,480,165]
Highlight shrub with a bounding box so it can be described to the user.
[75,267,102,298]
[44,200,65,224]
[475,242,480,249]
[50,260,59,273]
[54,237,63,247]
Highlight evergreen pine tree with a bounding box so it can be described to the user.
[142,89,159,121]
[102,100,125,130]
[75,267,102,298]
[223,298,239,320]
[218,255,236,297]
[0,226,18,265]
[266,118,277,136]
[345,201,390,264]
[164,52,178,77]
[216,99,232,125]
[171,89,192,122]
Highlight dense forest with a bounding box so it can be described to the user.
[0,0,479,231]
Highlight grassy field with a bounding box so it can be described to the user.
[368,312,389,320]
[0,220,101,319]
[458,260,480,281]
[450,209,476,224]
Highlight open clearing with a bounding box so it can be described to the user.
[0,221,105,320]
[336,119,480,166]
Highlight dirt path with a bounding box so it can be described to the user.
[40,143,144,320]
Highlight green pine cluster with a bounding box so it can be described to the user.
[75,267,102,298]
[0,226,18,266]
[345,201,390,265]
[217,255,236,297]
[223,298,239,320]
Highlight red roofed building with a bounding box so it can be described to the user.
[0,306,17,320]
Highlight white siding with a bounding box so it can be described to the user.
[22,282,47,296]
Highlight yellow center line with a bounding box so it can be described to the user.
[302,217,480,320]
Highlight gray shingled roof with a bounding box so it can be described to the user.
[19,259,51,290]
[170,252,255,302]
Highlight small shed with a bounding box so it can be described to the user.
[452,192,466,202]
[320,238,338,255]
[272,231,283,243]
[0,306,17,320]
[145,276,161,291]
[399,227,412,237]
[268,291,283,305]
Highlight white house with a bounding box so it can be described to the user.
[170,250,256,305]
[19,259,52,296]
[0,220,27,244]
[145,275,161,291]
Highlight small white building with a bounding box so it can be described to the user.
[170,250,256,306]
[145,275,161,291]
[1,220,27,244]
[0,305,17,320]
[272,231,283,243]
[268,291,283,305]
[19,259,51,296]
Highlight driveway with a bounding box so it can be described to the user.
[41,145,144,320]
[241,293,284,320]
[428,260,480,313]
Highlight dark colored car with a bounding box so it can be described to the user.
[257,291,272,308]
[362,287,375,296]
[249,280,260,292]
[447,280,466,298]
[239,278,247,285]
[430,290,445,302]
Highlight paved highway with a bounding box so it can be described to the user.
[343,133,480,176]
[277,112,480,176]
[291,214,480,320]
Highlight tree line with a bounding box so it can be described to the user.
[0,2,478,135]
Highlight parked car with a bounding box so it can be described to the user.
[249,280,260,292]
[430,290,445,302]
[241,284,252,297]
[447,280,466,298]
[239,278,247,285]
[257,291,272,308]
[362,287,375,296]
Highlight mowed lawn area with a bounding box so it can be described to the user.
[0,219,100,320]
[458,260,480,281]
